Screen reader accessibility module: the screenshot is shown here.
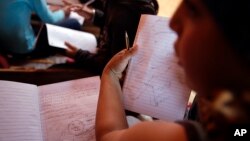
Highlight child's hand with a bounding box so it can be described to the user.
[64,42,80,58]
[103,45,138,79]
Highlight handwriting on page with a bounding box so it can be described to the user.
[39,76,100,141]
[123,15,191,121]
[0,81,43,141]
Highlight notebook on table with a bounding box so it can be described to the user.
[0,76,100,141]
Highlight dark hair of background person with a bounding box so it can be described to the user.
[202,0,250,66]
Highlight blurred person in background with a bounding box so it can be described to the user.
[0,0,80,58]
[64,0,159,74]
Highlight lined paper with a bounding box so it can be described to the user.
[39,76,100,141]
[0,81,43,141]
[123,15,191,121]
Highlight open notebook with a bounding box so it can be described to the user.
[123,14,191,121]
[0,76,100,141]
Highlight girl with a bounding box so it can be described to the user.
[96,0,250,141]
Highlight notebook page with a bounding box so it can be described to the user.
[123,15,191,121]
[39,76,100,141]
[0,81,43,141]
[46,24,97,54]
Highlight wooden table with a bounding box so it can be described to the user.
[0,64,98,86]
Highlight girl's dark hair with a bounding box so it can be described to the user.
[151,0,159,14]
[202,0,250,66]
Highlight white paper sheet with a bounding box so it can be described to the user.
[123,15,191,121]
[39,76,100,141]
[46,24,97,53]
[0,81,43,141]
[69,11,85,25]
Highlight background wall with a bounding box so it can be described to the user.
[157,0,181,17]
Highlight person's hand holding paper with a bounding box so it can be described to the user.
[63,0,95,22]
[64,42,80,58]
[45,24,97,54]
[103,45,138,79]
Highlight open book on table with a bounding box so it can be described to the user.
[122,14,191,121]
[36,23,97,54]
[0,76,100,141]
